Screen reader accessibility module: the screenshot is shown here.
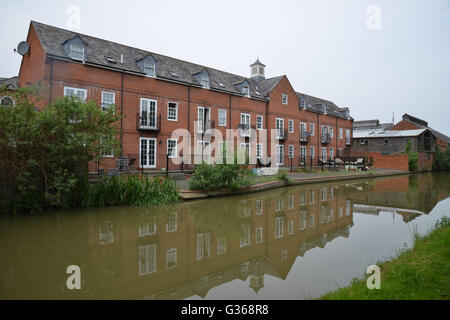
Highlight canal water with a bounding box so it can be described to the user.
[1,172,449,300]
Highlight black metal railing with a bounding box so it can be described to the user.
[300,131,310,143]
[137,113,161,132]
[276,129,288,141]
[321,133,331,144]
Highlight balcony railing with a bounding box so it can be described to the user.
[276,129,288,141]
[237,123,252,137]
[300,131,310,143]
[321,133,331,144]
[137,113,161,132]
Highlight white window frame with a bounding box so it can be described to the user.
[217,237,226,255]
[282,94,288,105]
[197,140,211,162]
[140,98,158,129]
[218,109,227,126]
[329,147,334,159]
[166,212,177,232]
[140,137,157,169]
[240,224,251,248]
[276,144,284,165]
[256,199,263,215]
[288,221,294,235]
[240,113,251,137]
[200,74,209,88]
[167,102,178,121]
[100,135,114,158]
[64,86,87,102]
[101,92,115,112]
[138,223,157,237]
[242,85,250,97]
[166,248,177,269]
[138,244,156,276]
[300,146,307,161]
[288,145,294,159]
[256,115,263,130]
[69,44,85,61]
[197,106,211,133]
[329,126,334,138]
[288,119,294,133]
[255,227,263,243]
[256,143,263,159]
[167,139,178,159]
[276,118,284,139]
[275,217,284,239]
[310,146,315,159]
[144,61,156,78]
[310,123,315,136]
[321,147,327,162]
[339,128,343,139]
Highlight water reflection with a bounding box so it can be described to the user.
[0,172,449,299]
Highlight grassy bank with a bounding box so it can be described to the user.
[321,216,450,300]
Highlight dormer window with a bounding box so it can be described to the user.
[282,94,288,105]
[200,74,209,88]
[144,61,156,77]
[69,44,85,61]
[300,97,306,109]
[242,85,250,97]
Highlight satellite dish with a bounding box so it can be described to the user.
[16,41,30,56]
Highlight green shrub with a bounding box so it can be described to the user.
[433,146,450,171]
[189,163,252,192]
[82,175,179,208]
[405,140,419,172]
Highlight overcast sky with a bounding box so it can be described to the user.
[1,0,449,134]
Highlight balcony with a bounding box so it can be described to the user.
[237,123,251,137]
[276,129,288,142]
[197,120,215,135]
[321,133,331,145]
[300,131,310,143]
[137,113,161,132]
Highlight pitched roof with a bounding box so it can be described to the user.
[31,21,280,99]
[0,76,19,90]
[400,114,450,144]
[295,91,352,120]
[353,128,429,139]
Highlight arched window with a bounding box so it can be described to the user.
[0,96,15,107]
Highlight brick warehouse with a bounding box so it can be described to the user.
[17,21,353,172]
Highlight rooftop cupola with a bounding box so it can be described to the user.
[250,58,265,82]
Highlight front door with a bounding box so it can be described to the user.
[140,138,157,168]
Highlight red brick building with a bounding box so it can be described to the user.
[18,21,353,172]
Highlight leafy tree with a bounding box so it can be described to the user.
[0,86,121,214]
[405,140,418,172]
[433,146,450,171]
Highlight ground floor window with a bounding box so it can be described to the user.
[275,217,284,239]
[276,145,284,165]
[139,244,156,276]
[166,248,177,269]
[140,138,156,168]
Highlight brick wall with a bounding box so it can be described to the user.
[417,152,434,171]
[365,152,409,171]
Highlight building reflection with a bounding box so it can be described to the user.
[0,173,448,299]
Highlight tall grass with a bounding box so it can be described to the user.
[82,175,179,208]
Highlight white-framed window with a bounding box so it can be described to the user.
[329,148,334,159]
[276,145,284,165]
[288,119,294,133]
[255,227,263,243]
[275,217,284,239]
[139,223,156,237]
[166,248,177,269]
[242,85,250,97]
[310,214,315,227]
[197,106,211,133]
[288,194,294,209]
[310,146,315,159]
[282,94,288,105]
[64,86,87,101]
[140,98,158,129]
[166,212,177,232]
[168,102,178,121]
[167,139,178,158]
[196,232,211,260]
[69,44,84,61]
[240,224,251,248]
[339,128,343,139]
[256,143,263,159]
[256,115,263,130]
[346,129,351,144]
[310,190,315,204]
[276,118,284,139]
[256,199,263,215]
[218,109,227,126]
[101,92,115,112]
[321,188,327,202]
[300,146,307,163]
[310,123,315,136]
[99,220,114,244]
[217,237,226,255]
[288,221,294,235]
[140,137,157,168]
[198,140,211,162]
[321,147,327,162]
[300,98,306,109]
[144,61,156,77]
[300,211,307,230]
[100,135,114,158]
[288,145,294,159]
[300,191,306,206]
[138,244,156,276]
[0,96,15,107]
[329,126,334,138]
[200,74,209,88]
[275,197,284,212]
